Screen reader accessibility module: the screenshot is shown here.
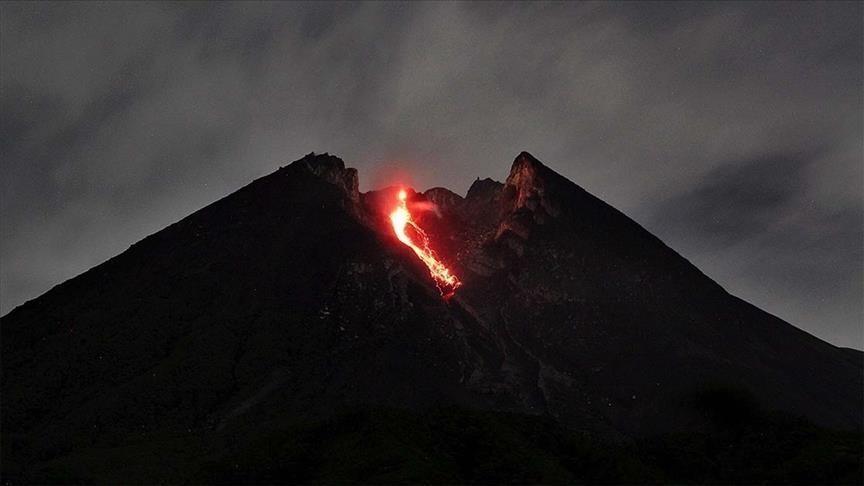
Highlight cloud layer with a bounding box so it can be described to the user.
[1,2,861,348]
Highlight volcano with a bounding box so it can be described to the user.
[2,152,861,483]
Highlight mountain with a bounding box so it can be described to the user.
[2,152,861,483]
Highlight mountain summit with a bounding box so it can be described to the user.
[2,152,861,483]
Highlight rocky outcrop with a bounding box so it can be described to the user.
[503,151,562,219]
[465,177,503,202]
[295,152,359,202]
[422,187,463,213]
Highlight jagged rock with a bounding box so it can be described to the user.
[465,177,503,202]
[295,152,359,202]
[422,187,464,213]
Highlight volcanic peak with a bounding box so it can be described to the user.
[503,151,563,218]
[2,149,862,484]
[290,151,562,214]
[294,152,359,202]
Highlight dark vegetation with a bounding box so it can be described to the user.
[194,397,862,485]
[17,386,864,484]
[22,401,864,484]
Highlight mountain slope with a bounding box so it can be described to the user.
[2,154,480,481]
[2,152,861,482]
[424,152,862,434]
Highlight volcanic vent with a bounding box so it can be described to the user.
[388,188,461,298]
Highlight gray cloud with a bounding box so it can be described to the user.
[650,151,862,347]
[654,152,816,248]
[1,1,861,348]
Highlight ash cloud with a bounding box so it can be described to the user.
[1,2,861,348]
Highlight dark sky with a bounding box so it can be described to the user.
[1,2,861,348]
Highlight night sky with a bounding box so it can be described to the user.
[1,2,861,348]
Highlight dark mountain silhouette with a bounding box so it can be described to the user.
[2,152,861,483]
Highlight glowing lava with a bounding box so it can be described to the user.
[390,189,461,298]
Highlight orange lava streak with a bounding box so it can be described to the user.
[390,189,461,298]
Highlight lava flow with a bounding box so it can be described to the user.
[389,189,461,298]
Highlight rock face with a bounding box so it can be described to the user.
[296,152,359,202]
[433,152,863,434]
[2,151,861,482]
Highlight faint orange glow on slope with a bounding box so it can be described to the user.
[390,189,461,298]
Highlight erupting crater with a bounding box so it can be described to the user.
[389,189,461,298]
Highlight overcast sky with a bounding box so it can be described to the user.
[1,1,861,348]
